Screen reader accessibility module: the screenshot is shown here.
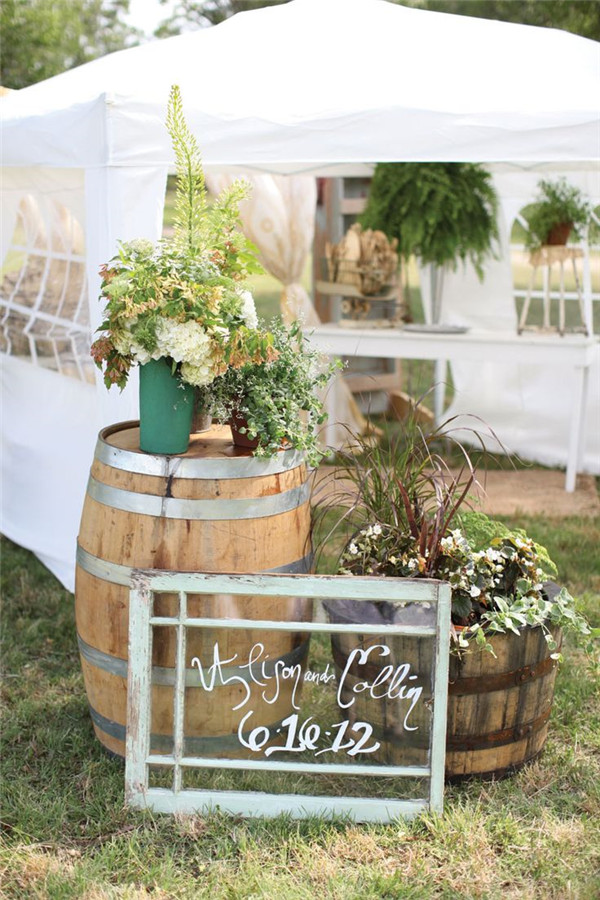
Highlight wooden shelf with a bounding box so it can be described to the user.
[340,197,368,215]
[316,279,398,301]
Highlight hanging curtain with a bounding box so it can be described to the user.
[206,172,369,444]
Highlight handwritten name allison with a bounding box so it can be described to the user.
[191,642,423,730]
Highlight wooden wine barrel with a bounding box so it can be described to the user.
[445,624,562,780]
[328,611,561,780]
[75,421,313,759]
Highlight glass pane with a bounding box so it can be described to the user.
[146,591,440,800]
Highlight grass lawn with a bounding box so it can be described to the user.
[1,503,599,899]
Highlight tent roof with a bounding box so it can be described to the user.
[2,0,599,173]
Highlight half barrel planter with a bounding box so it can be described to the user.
[327,599,562,780]
[75,421,313,759]
[445,623,562,780]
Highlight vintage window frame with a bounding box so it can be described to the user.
[125,570,451,823]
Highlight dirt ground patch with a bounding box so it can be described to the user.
[313,467,600,518]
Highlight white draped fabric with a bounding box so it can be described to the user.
[207,173,319,325]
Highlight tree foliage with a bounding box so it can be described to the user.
[401,1,599,41]
[155,0,600,39]
[155,0,286,37]
[1,0,140,89]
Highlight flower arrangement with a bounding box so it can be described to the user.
[209,318,343,467]
[318,413,591,654]
[338,511,588,655]
[91,85,273,392]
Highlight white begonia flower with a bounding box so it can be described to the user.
[237,289,258,330]
[348,543,359,556]
[469,585,481,598]
[373,524,382,536]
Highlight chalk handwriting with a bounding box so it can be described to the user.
[191,642,337,712]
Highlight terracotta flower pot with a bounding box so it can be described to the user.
[229,410,260,450]
[546,222,573,245]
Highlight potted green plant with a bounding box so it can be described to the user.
[360,163,500,325]
[316,413,593,779]
[90,85,272,454]
[209,318,342,468]
[524,177,591,250]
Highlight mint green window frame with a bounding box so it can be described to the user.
[125,570,451,823]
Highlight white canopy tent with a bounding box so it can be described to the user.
[1,0,599,590]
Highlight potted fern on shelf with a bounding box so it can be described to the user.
[524,177,591,250]
[360,162,500,327]
[90,85,272,454]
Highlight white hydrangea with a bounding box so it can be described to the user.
[129,343,155,365]
[155,318,212,368]
[112,330,160,365]
[180,361,214,387]
[237,289,258,329]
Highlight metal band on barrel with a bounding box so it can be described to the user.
[96,427,305,479]
[86,475,310,520]
[77,633,310,685]
[76,545,314,586]
[88,705,290,756]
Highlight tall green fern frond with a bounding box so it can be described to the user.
[165,84,207,251]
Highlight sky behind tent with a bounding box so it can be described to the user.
[124,0,178,37]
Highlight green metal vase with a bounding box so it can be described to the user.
[139,358,194,455]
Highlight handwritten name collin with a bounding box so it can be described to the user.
[190,642,423,730]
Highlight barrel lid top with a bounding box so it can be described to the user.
[102,421,258,461]
[97,421,306,478]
